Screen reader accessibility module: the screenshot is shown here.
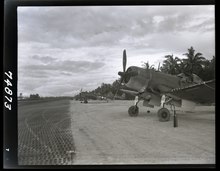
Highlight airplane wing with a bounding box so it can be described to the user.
[120,89,139,96]
[167,80,215,104]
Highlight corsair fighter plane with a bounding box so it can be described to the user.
[117,50,215,122]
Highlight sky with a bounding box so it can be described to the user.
[18,5,215,97]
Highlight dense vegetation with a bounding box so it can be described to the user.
[75,46,215,100]
[160,47,215,81]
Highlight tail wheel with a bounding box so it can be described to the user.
[158,108,170,122]
[128,106,139,117]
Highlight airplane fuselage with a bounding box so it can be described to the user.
[125,66,182,93]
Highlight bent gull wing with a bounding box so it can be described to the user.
[167,80,215,104]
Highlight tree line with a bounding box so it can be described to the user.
[143,46,215,81]
[75,46,215,100]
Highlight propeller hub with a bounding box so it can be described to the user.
[118,71,125,76]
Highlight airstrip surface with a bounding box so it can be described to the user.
[18,99,215,165]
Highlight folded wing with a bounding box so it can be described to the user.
[168,80,215,104]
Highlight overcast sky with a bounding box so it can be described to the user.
[18,5,215,97]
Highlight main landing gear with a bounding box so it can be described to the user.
[128,105,139,116]
[128,105,171,121]
[157,108,171,122]
[157,98,178,127]
[127,97,178,127]
[128,97,140,117]
[157,97,172,122]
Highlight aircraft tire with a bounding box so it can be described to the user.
[128,106,139,117]
[157,108,170,122]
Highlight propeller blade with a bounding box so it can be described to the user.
[123,49,127,72]
[114,49,128,100]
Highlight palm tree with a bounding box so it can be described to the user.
[142,61,155,70]
[161,54,181,75]
[198,56,215,81]
[210,56,215,72]
[182,46,205,75]
[176,60,186,74]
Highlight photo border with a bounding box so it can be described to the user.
[3,0,216,169]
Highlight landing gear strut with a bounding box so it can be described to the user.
[128,96,140,117]
[158,97,178,127]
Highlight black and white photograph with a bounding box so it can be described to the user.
[17,5,215,165]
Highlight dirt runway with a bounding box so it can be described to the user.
[70,100,215,164]
[18,99,215,165]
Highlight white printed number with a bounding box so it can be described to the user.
[4,71,13,111]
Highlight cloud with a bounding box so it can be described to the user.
[18,54,106,96]
[31,55,57,64]
[18,6,215,96]
[22,59,105,73]
[18,6,214,49]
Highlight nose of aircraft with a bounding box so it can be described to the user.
[118,49,138,84]
[118,71,125,77]
[123,68,138,83]
[117,50,153,92]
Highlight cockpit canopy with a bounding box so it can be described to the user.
[177,73,203,84]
